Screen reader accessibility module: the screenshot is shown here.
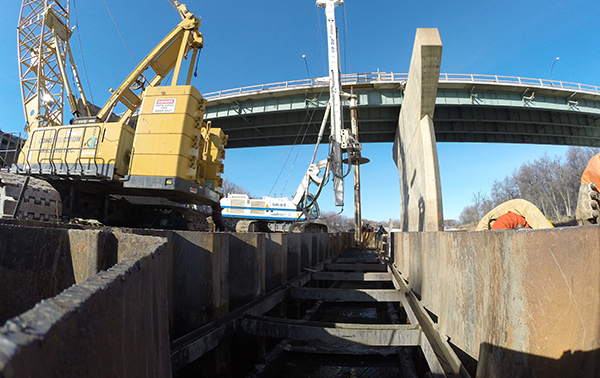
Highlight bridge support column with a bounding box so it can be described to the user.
[393,28,444,231]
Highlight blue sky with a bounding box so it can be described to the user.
[1,0,599,221]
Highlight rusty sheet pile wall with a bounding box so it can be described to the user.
[391,226,600,377]
[0,227,171,377]
[130,230,348,338]
[0,226,146,324]
[0,224,351,377]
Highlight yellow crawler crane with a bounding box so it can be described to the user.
[3,1,226,230]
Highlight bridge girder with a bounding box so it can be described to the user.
[205,81,600,149]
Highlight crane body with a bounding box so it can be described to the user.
[1,1,227,230]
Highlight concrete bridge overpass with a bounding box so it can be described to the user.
[204,72,600,149]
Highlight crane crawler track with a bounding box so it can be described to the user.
[0,172,62,222]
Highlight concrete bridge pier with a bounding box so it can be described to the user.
[388,26,600,377]
[393,28,444,232]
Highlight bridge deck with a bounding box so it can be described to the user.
[204,72,600,148]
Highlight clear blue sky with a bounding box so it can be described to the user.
[1,0,599,221]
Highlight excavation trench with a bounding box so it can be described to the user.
[174,248,468,378]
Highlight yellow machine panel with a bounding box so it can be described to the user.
[18,122,134,179]
[128,154,196,180]
[204,164,224,178]
[132,131,197,161]
[99,123,135,177]
[129,85,206,182]
[208,128,227,159]
[203,127,227,192]
[139,85,206,118]
[122,84,224,207]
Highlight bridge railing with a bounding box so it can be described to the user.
[439,73,600,93]
[203,72,600,100]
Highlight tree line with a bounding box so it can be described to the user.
[318,212,400,233]
[458,146,599,226]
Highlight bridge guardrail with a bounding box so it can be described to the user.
[203,72,600,101]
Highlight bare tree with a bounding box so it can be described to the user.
[459,191,494,226]
[566,147,600,175]
[444,219,460,229]
[472,191,494,216]
[458,146,600,225]
[490,175,520,206]
[459,204,480,226]
[222,177,252,197]
[319,211,353,232]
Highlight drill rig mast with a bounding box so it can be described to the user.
[221,0,365,232]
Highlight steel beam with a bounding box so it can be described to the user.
[242,315,421,346]
[290,288,402,302]
[312,271,392,281]
[389,262,471,378]
[325,263,388,272]
[170,258,328,372]
[286,343,401,355]
[334,256,381,263]
[170,288,289,371]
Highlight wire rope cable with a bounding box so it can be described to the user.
[280,107,317,195]
[193,49,202,77]
[102,0,137,64]
[270,3,349,209]
[342,3,351,74]
[267,85,325,197]
[316,6,323,78]
[162,0,179,14]
[71,0,94,104]
[270,7,330,198]
[267,105,315,197]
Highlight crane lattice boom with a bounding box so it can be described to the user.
[18,0,72,130]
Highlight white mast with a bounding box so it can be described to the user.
[317,0,345,207]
